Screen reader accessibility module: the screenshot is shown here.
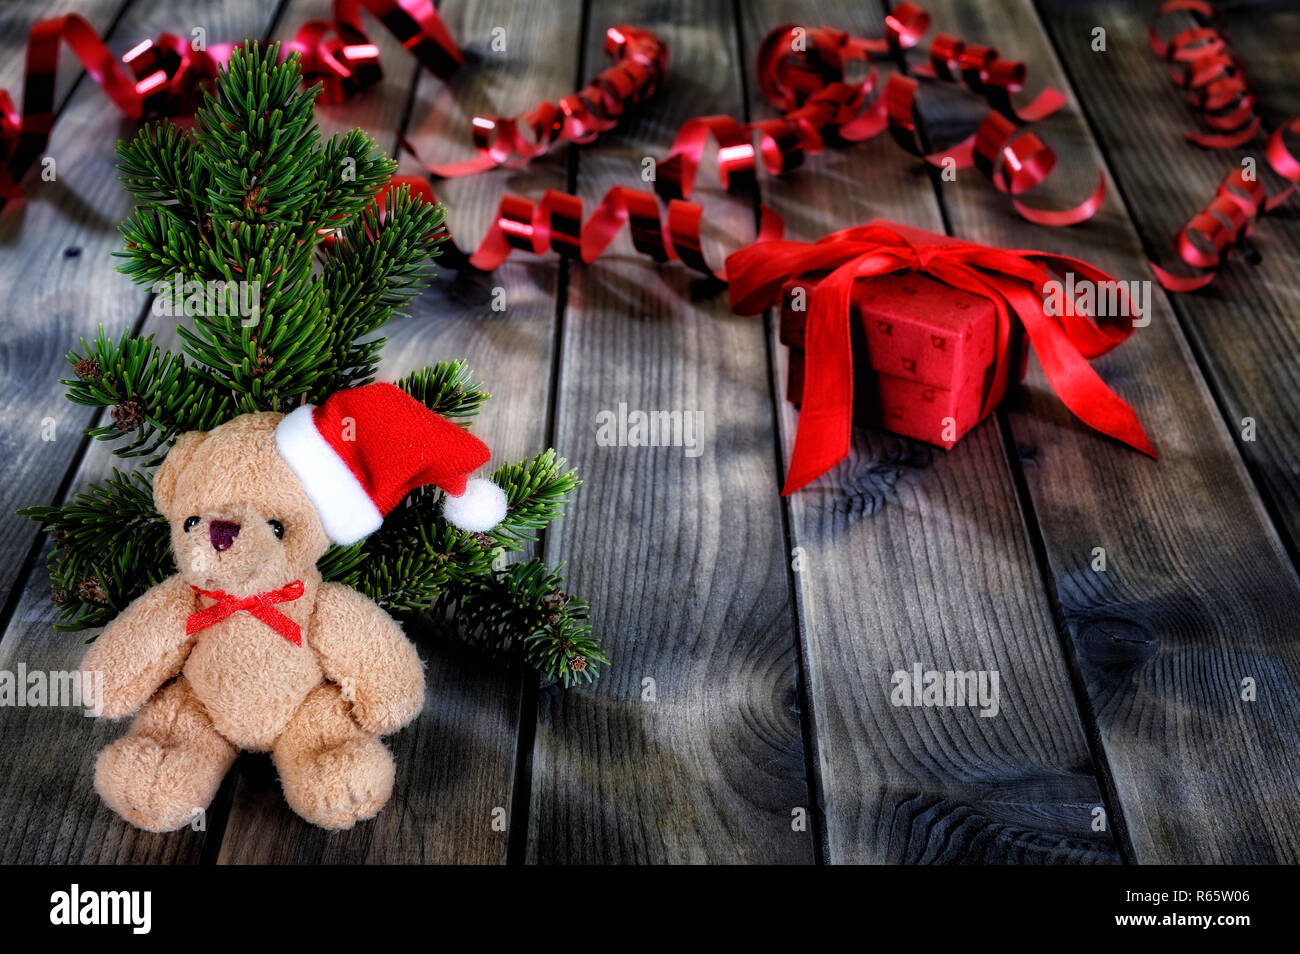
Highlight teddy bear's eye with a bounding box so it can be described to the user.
[183,516,201,532]
[268,520,285,540]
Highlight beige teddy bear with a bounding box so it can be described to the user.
[81,383,508,831]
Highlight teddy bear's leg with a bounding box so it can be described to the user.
[94,676,237,832]
[272,682,395,830]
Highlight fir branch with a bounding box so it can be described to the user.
[115,121,204,221]
[326,487,495,613]
[488,450,581,549]
[65,327,235,461]
[311,128,398,227]
[176,220,329,410]
[19,471,173,630]
[117,206,210,290]
[315,186,446,395]
[25,47,599,685]
[397,360,489,422]
[438,560,602,687]
[194,43,322,227]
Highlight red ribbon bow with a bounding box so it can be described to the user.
[727,224,1155,494]
[187,580,306,646]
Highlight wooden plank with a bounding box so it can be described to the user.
[0,0,137,605]
[0,0,285,864]
[214,0,574,862]
[739,0,1119,863]
[928,0,1300,862]
[1037,0,1300,559]
[524,0,812,864]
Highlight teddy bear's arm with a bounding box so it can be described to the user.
[310,583,426,736]
[80,575,198,719]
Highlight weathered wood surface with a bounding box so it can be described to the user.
[0,0,139,610]
[0,0,1298,865]
[739,0,1119,864]
[927,0,1300,863]
[1037,0,1300,561]
[523,0,813,863]
[0,0,284,863]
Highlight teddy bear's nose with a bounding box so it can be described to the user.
[209,520,241,552]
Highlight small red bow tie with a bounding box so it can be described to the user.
[187,580,306,646]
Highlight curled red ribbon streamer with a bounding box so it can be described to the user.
[727,224,1154,493]
[291,0,462,106]
[1,18,223,197]
[1,0,461,198]
[405,26,667,178]
[187,580,306,646]
[652,3,1102,225]
[1149,0,1259,150]
[1147,3,1300,290]
[1151,120,1300,291]
[407,4,1104,283]
[405,5,1098,231]
[382,176,781,281]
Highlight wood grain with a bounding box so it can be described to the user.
[739,0,1119,864]
[214,0,577,863]
[929,0,1300,862]
[1,0,1298,866]
[1037,0,1300,560]
[0,0,144,607]
[0,0,284,864]
[523,0,813,864]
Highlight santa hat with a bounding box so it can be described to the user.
[275,382,508,545]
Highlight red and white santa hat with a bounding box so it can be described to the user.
[275,382,508,545]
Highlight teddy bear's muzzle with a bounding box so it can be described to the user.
[209,520,241,552]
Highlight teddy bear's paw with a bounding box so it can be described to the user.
[280,737,396,830]
[94,736,225,833]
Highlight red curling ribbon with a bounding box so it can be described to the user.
[187,580,306,646]
[1,1,462,198]
[403,26,667,178]
[1,16,223,198]
[387,175,782,280]
[885,74,1105,226]
[727,225,1154,493]
[1146,3,1300,289]
[908,32,1066,124]
[290,0,461,104]
[650,13,918,204]
[1149,0,1258,149]
[1152,120,1300,291]
[720,7,1096,226]
[400,4,1094,236]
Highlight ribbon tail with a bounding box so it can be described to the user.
[1004,282,1156,458]
[782,268,858,494]
[186,605,227,636]
[250,606,303,646]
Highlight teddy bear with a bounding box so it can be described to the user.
[80,382,509,831]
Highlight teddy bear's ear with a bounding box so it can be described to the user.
[153,431,207,516]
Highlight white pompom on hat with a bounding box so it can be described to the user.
[275,382,508,545]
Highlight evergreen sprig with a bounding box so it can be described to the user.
[18,43,600,684]
[21,471,173,630]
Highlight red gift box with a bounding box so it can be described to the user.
[779,269,1027,449]
[726,219,1154,494]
